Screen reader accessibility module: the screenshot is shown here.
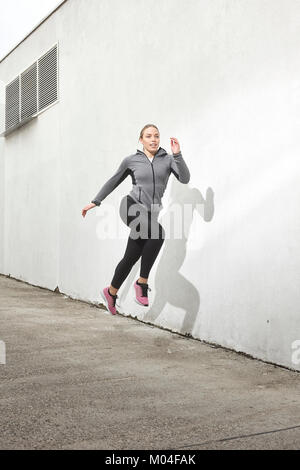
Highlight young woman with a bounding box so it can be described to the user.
[82,124,190,314]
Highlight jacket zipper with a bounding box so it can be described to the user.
[141,152,156,204]
[151,164,155,204]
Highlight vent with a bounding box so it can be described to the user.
[1,42,59,137]
[21,62,37,120]
[38,44,58,112]
[5,77,20,130]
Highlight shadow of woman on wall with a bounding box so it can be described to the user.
[119,179,214,336]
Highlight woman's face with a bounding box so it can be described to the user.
[140,127,160,154]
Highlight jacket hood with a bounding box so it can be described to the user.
[136,146,168,157]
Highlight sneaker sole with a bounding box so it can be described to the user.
[134,297,149,307]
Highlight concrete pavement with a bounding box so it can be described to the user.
[0,274,299,450]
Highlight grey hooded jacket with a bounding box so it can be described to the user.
[91,146,190,212]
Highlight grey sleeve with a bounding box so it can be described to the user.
[170,151,190,184]
[91,157,130,206]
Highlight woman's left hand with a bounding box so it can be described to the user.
[170,137,181,155]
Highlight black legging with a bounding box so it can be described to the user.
[110,195,165,289]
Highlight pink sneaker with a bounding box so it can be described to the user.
[134,280,151,306]
[101,286,119,315]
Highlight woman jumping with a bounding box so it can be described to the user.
[81,124,190,315]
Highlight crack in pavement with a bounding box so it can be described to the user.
[170,424,300,449]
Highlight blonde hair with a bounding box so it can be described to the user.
[139,124,159,140]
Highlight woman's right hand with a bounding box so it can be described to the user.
[82,203,96,218]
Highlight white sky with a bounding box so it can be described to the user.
[0,0,64,61]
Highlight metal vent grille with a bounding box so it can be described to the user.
[5,77,20,130]
[1,42,58,137]
[38,45,58,112]
[21,62,37,120]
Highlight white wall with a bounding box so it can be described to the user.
[0,0,299,370]
[0,137,4,273]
